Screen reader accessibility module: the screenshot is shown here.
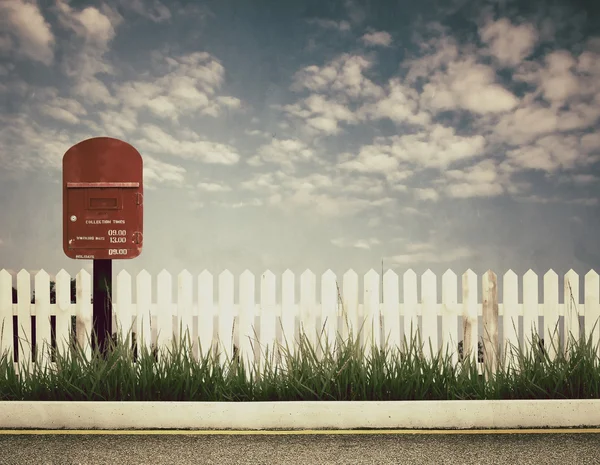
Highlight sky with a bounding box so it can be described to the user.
[1,0,599,302]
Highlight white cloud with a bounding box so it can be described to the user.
[414,188,439,201]
[283,94,359,135]
[143,155,186,189]
[1,0,55,65]
[307,19,351,31]
[505,134,598,173]
[115,52,240,120]
[362,31,392,47]
[39,95,87,125]
[291,54,383,101]
[120,0,171,22]
[479,18,538,67]
[356,125,486,171]
[358,78,431,126]
[388,246,474,265]
[331,237,380,250]
[56,1,121,104]
[136,125,240,165]
[197,182,232,192]
[248,138,315,170]
[442,159,510,198]
[420,58,519,114]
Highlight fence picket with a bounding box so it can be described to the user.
[421,269,437,361]
[544,270,560,361]
[564,269,580,358]
[55,269,71,363]
[585,270,600,358]
[34,270,52,372]
[259,270,277,370]
[218,270,235,369]
[239,270,255,375]
[383,270,400,355]
[482,270,498,379]
[403,270,418,352]
[75,269,92,361]
[441,269,458,368]
[502,270,519,372]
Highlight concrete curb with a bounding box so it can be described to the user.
[1,400,600,430]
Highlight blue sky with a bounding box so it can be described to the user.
[1,0,599,296]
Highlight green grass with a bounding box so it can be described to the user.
[0,313,599,401]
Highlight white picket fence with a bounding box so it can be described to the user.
[1,268,599,379]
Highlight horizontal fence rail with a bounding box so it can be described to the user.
[0,268,599,379]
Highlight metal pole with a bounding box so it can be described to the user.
[93,259,113,359]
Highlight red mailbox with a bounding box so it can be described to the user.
[63,137,143,260]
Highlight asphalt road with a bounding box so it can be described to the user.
[1,431,600,465]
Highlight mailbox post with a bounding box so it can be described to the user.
[63,137,143,358]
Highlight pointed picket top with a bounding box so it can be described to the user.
[117,270,131,288]
[199,269,212,280]
[442,269,457,303]
[565,269,579,295]
[16,268,30,282]
[301,269,315,279]
[0,269,10,285]
[443,269,456,279]
[178,269,192,280]
[423,269,435,278]
[197,269,213,309]
[76,268,91,281]
[177,270,193,303]
[365,268,379,279]
[240,269,254,281]
[55,269,71,309]
[403,269,417,280]
[463,268,476,279]
[403,269,418,302]
[300,269,316,298]
[157,269,172,293]
[116,270,132,299]
[237,269,249,280]
[322,269,336,280]
[485,269,497,279]
[544,269,558,280]
[483,270,497,295]
[282,270,295,305]
[421,269,436,299]
[76,269,91,305]
[219,269,234,281]
[504,269,517,281]
[34,270,51,304]
[117,269,131,280]
[321,269,338,318]
[137,269,151,281]
[383,269,397,280]
[158,269,171,283]
[383,269,399,302]
[343,269,358,280]
[586,269,599,281]
[261,270,276,305]
[262,269,276,280]
[281,269,295,281]
[158,268,170,280]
